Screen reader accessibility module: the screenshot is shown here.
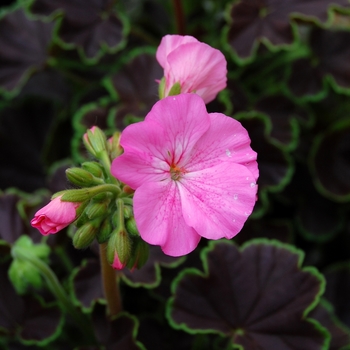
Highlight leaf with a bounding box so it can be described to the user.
[167,240,329,349]
[224,0,350,60]
[310,119,350,202]
[90,303,144,350]
[288,28,350,98]
[0,9,54,94]
[30,0,129,61]
[122,245,184,288]
[0,261,63,346]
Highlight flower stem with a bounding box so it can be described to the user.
[172,0,186,35]
[99,242,122,318]
[12,247,96,343]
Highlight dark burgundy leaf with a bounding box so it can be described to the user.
[234,219,293,245]
[71,259,104,310]
[310,301,350,350]
[311,119,350,200]
[31,0,127,59]
[90,303,143,350]
[324,263,350,328]
[168,240,327,349]
[0,193,25,245]
[0,9,54,92]
[0,262,62,343]
[123,245,183,288]
[239,116,292,191]
[107,52,162,127]
[287,58,324,98]
[225,0,350,58]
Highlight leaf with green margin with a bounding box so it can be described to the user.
[223,0,350,62]
[310,118,350,202]
[87,302,145,350]
[310,299,350,350]
[167,239,329,349]
[324,262,350,329]
[103,49,162,126]
[0,261,63,346]
[288,27,350,99]
[30,0,129,63]
[235,113,294,217]
[0,8,54,96]
[255,95,312,151]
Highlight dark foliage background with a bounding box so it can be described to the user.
[1,0,350,349]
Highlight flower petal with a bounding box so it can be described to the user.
[186,112,259,181]
[156,34,198,68]
[134,180,201,256]
[165,43,227,103]
[111,120,170,189]
[178,162,258,240]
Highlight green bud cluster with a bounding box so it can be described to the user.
[49,126,149,269]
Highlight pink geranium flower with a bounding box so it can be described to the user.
[31,196,80,235]
[156,35,227,104]
[111,94,258,257]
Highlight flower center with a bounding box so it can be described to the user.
[170,163,187,181]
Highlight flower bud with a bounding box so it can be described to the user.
[96,217,112,244]
[83,126,108,158]
[127,237,149,270]
[81,161,104,178]
[106,228,131,266]
[126,216,139,236]
[66,167,104,187]
[85,200,109,220]
[73,219,101,249]
[108,131,123,160]
[123,205,133,219]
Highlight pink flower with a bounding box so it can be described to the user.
[156,35,227,104]
[31,196,80,235]
[111,94,258,257]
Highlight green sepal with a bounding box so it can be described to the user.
[126,216,139,236]
[73,219,101,249]
[158,76,166,99]
[66,167,104,187]
[85,200,109,220]
[96,217,113,244]
[127,237,149,270]
[168,81,181,96]
[81,161,104,178]
[84,126,108,158]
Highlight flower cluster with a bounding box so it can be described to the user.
[31,34,258,266]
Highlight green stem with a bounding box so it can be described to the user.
[12,247,96,343]
[172,0,186,34]
[99,242,122,318]
[100,152,119,185]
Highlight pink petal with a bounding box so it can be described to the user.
[112,94,211,188]
[133,180,201,256]
[178,162,258,240]
[156,35,198,68]
[165,42,227,103]
[111,120,170,189]
[186,112,259,181]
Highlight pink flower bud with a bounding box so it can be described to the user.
[31,196,80,235]
[112,253,126,270]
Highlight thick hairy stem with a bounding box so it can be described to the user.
[100,242,122,317]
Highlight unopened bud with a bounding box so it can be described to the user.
[123,205,133,219]
[127,237,149,270]
[108,131,123,160]
[85,201,109,220]
[82,161,104,178]
[96,217,112,244]
[106,228,131,266]
[66,167,104,187]
[123,185,135,195]
[73,219,100,249]
[126,217,139,236]
[83,126,108,158]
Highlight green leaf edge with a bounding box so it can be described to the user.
[166,238,328,348]
[309,118,350,202]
